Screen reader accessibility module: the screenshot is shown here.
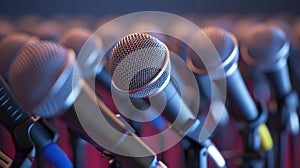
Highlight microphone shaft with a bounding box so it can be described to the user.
[226,70,258,122]
[266,65,292,98]
[62,80,159,168]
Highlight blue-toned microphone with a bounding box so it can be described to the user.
[109,33,226,168]
[0,75,72,168]
[8,41,167,168]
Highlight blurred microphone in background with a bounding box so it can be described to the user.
[8,41,167,168]
[0,18,14,40]
[186,26,273,167]
[0,33,38,80]
[241,24,299,168]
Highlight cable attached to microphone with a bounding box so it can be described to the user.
[0,75,72,168]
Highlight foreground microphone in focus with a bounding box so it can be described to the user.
[8,41,166,168]
[0,75,72,168]
[186,26,273,167]
[109,33,226,168]
[60,27,170,140]
[240,24,299,168]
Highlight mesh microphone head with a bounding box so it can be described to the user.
[36,20,63,42]
[109,33,171,98]
[241,24,289,71]
[16,15,41,35]
[187,26,238,76]
[60,27,93,55]
[0,19,14,39]
[60,27,104,78]
[9,41,81,118]
[0,33,38,79]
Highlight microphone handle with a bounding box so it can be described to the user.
[61,80,161,168]
[150,81,197,136]
[266,64,292,99]
[226,69,258,122]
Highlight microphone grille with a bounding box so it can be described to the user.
[0,33,37,79]
[60,27,92,55]
[109,33,170,98]
[60,27,104,79]
[9,41,74,117]
[187,26,237,71]
[245,25,287,62]
[203,27,235,60]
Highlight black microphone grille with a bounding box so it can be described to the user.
[9,41,77,117]
[0,33,37,79]
[241,24,289,70]
[187,26,238,74]
[109,33,171,98]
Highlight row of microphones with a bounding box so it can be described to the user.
[0,13,300,168]
[4,37,167,167]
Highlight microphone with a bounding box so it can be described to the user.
[0,75,72,168]
[60,27,111,89]
[186,26,273,156]
[240,24,299,168]
[0,19,14,40]
[0,33,38,79]
[109,33,226,167]
[187,26,258,122]
[109,32,197,137]
[240,24,292,98]
[290,20,300,96]
[36,20,63,42]
[8,41,166,168]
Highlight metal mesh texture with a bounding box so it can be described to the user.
[187,26,235,70]
[109,33,170,98]
[0,33,37,79]
[9,41,77,117]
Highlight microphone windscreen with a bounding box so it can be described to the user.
[60,27,104,78]
[36,20,63,42]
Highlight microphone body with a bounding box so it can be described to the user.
[187,26,258,122]
[241,24,292,99]
[0,76,72,168]
[8,41,166,168]
[109,33,226,167]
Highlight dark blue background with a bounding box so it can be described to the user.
[0,0,299,17]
